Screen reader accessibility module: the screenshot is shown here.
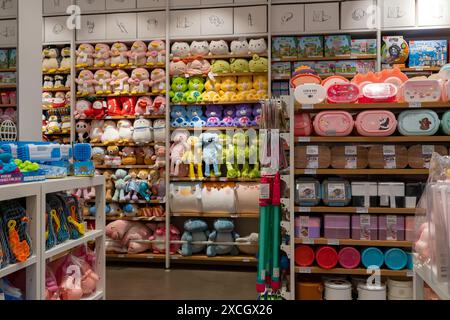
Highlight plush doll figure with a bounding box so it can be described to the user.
[169,77,188,103]
[171,42,190,58]
[221,105,235,127]
[150,68,166,94]
[181,219,210,256]
[112,169,128,202]
[207,219,240,257]
[186,58,211,76]
[92,147,105,165]
[42,48,59,73]
[170,105,188,127]
[182,135,204,180]
[170,129,189,176]
[152,96,166,115]
[146,40,166,67]
[89,120,104,144]
[184,77,205,104]
[59,47,72,72]
[104,146,121,166]
[101,120,120,145]
[169,58,188,77]
[110,42,129,67]
[235,104,253,127]
[149,223,181,254]
[103,170,114,201]
[137,170,151,201]
[253,75,268,99]
[209,40,229,55]
[74,100,91,120]
[76,43,95,68]
[94,43,111,67]
[76,70,95,96]
[117,119,134,144]
[230,58,250,73]
[110,69,130,95]
[128,68,151,94]
[153,144,166,169]
[75,120,90,143]
[201,132,222,177]
[187,105,206,127]
[134,96,153,116]
[230,39,249,55]
[249,55,268,72]
[205,105,223,127]
[128,41,147,66]
[219,76,237,102]
[190,41,210,56]
[85,100,107,119]
[93,70,112,95]
[249,38,267,54]
[124,170,139,201]
[211,59,231,74]
[132,117,153,145]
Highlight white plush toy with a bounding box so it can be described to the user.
[209,40,229,55]
[132,117,153,144]
[117,119,134,144]
[249,38,267,54]
[101,120,120,145]
[190,41,210,56]
[42,48,59,73]
[230,40,249,55]
[59,47,72,72]
[90,120,104,144]
[171,42,191,58]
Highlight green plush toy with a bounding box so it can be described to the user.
[247,134,260,179]
[183,76,205,103]
[230,58,249,73]
[169,77,188,103]
[211,59,231,74]
[249,55,268,73]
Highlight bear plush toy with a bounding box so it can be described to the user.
[207,219,240,257]
[205,105,223,127]
[209,40,229,55]
[190,41,210,56]
[234,104,253,127]
[169,77,188,103]
[181,219,210,256]
[170,105,188,127]
[171,42,190,59]
[187,105,206,127]
[221,105,235,127]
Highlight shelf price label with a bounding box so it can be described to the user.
[118,255,125,258]
[304,169,316,175]
[406,270,414,277]
[297,137,311,143]
[302,238,314,245]
[298,207,311,213]
[356,207,369,214]
[242,259,250,263]
[409,102,422,108]
[327,239,340,246]
[302,104,314,110]
[298,267,312,274]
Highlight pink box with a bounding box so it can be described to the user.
[378,215,405,241]
[355,110,397,137]
[295,216,321,239]
[313,111,354,137]
[405,216,415,241]
[324,214,351,239]
[351,215,378,240]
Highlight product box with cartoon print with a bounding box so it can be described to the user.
[315,61,336,76]
[8,49,16,68]
[324,35,351,58]
[292,61,316,74]
[356,60,376,74]
[335,61,357,75]
[409,40,448,67]
[272,62,291,78]
[0,50,8,69]
[351,39,377,57]
[272,37,298,60]
[298,36,324,58]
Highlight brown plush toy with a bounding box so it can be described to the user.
[103,170,115,202]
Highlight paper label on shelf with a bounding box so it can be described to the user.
[302,104,314,110]
[345,146,357,156]
[386,215,398,240]
[422,145,435,155]
[327,183,346,201]
[345,156,357,169]
[327,239,340,245]
[383,145,396,156]
[147,255,154,259]
[359,214,371,240]
[260,183,271,200]
[298,137,311,143]
[356,207,369,214]
[307,156,319,169]
[306,145,319,155]
[380,195,389,207]
[118,255,125,258]
[297,183,316,201]
[383,145,397,169]
[405,197,417,208]
[242,259,250,263]
[406,270,414,277]
[304,169,316,175]
[230,214,239,218]
[171,256,179,260]
[273,268,280,278]
[298,207,311,213]
[298,267,312,274]
[302,238,315,245]
[409,102,422,108]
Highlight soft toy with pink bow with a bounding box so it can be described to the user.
[94,43,111,67]
[128,41,147,67]
[147,40,166,67]
[76,43,94,68]
[128,68,151,94]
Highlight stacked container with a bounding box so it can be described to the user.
[295,215,321,239]
[378,215,405,241]
[324,214,351,239]
[352,215,378,240]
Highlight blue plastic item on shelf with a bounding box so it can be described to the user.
[406,252,413,270]
[73,144,94,177]
[361,247,384,268]
[73,143,91,161]
[17,144,62,162]
[384,248,407,270]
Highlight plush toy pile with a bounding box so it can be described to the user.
[42,46,72,73]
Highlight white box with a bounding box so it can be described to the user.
[137,11,166,39]
[170,10,201,37]
[76,0,106,12]
[305,2,339,32]
[234,5,267,34]
[76,14,106,41]
[378,182,405,208]
[137,0,167,9]
[201,8,233,35]
[170,0,200,7]
[271,4,304,33]
[418,0,450,26]
[234,0,267,3]
[0,0,17,18]
[43,0,72,15]
[201,0,233,4]
[341,0,376,30]
[106,13,137,40]
[0,19,16,46]
[381,0,416,28]
[106,0,136,10]
[44,16,72,43]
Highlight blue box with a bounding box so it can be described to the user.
[409,40,448,67]
[73,161,94,177]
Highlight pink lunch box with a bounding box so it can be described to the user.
[313,111,354,136]
[360,83,398,103]
[355,110,397,136]
[403,79,441,103]
[295,113,313,137]
[327,83,360,104]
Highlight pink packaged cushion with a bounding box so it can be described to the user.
[327,83,360,104]
[355,110,397,136]
[313,111,354,136]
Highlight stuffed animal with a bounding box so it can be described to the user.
[92,147,105,165]
[112,169,128,202]
[135,96,153,116]
[76,70,95,96]
[186,58,211,76]
[181,219,210,256]
[105,97,121,116]
[61,116,71,135]
[236,233,258,255]
[117,120,134,144]
[253,75,268,99]
[147,40,166,67]
[89,120,104,143]
[207,219,239,257]
[186,105,206,127]
[150,68,166,94]
[201,132,221,177]
[221,105,235,127]
[104,146,121,166]
[137,170,151,202]
[54,75,64,88]
[184,76,205,103]
[169,77,188,103]
[247,134,260,179]
[94,43,111,67]
[59,47,71,71]
[123,204,139,217]
[110,42,129,67]
[169,58,188,77]
[128,68,151,94]
[110,69,130,95]
[121,147,137,165]
[152,96,166,115]
[43,75,54,89]
[85,100,107,119]
[93,70,112,95]
[252,104,262,127]
[101,120,120,145]
[170,129,189,176]
[76,43,95,68]
[249,55,268,72]
[151,144,165,169]
[124,170,139,201]
[121,97,136,115]
[211,59,231,74]
[219,76,237,102]
[149,224,181,254]
[170,105,188,127]
[42,47,59,73]
[231,39,249,55]
[205,105,223,127]
[107,203,123,216]
[106,220,134,240]
[190,41,210,56]
[140,147,155,166]
[209,40,229,55]
[171,42,190,58]
[128,41,147,66]
[74,100,92,120]
[75,120,90,143]
[103,170,115,201]
[123,223,153,253]
[235,104,253,127]
[132,117,153,144]
[153,119,166,143]
[249,38,267,54]
[182,135,204,180]
[46,115,61,134]
[205,78,221,92]
[230,58,250,73]
[236,76,255,100]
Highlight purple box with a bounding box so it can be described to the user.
[352,215,378,240]
[405,216,415,241]
[378,215,405,241]
[324,214,351,239]
[295,215,321,239]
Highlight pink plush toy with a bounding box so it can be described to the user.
[106,220,135,240]
[128,68,151,94]
[187,58,211,76]
[122,222,153,254]
[170,130,190,176]
[74,100,92,120]
[76,70,95,96]
[59,265,84,300]
[147,40,166,67]
[94,43,111,67]
[152,96,166,115]
[128,41,147,66]
[148,223,181,254]
[89,120,104,144]
[110,42,129,67]
[135,96,153,116]
[169,58,188,77]
[110,69,130,95]
[81,269,100,295]
[151,68,166,94]
[415,222,431,261]
[93,69,112,95]
[76,43,95,68]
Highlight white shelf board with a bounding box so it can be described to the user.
[170,33,268,41]
[0,255,37,278]
[0,182,41,202]
[415,264,450,300]
[41,176,105,194]
[45,229,104,259]
[81,290,104,300]
[272,29,377,36]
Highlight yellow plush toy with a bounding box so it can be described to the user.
[236,76,254,100]
[219,76,237,102]
[253,75,268,99]
[205,78,221,92]
[202,78,222,102]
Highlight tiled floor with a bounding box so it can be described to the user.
[106,264,256,300]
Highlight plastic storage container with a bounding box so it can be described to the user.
[387,278,413,300]
[398,109,440,136]
[378,215,405,241]
[384,248,407,270]
[294,145,331,169]
[295,215,321,239]
[324,214,351,239]
[403,79,442,102]
[313,111,354,136]
[326,83,360,104]
[296,281,323,300]
[338,247,361,269]
[295,245,315,267]
[361,247,384,268]
[295,178,321,206]
[351,182,378,207]
[316,246,339,269]
[441,110,450,135]
[355,110,397,136]
[324,280,352,300]
[294,84,326,105]
[357,283,387,300]
[352,215,378,240]
[331,145,369,169]
[294,113,313,137]
[378,182,405,208]
[322,179,351,206]
[360,83,398,103]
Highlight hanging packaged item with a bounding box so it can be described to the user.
[355,110,397,136]
[294,84,326,105]
[296,281,323,300]
[170,183,202,213]
[381,36,409,65]
[360,83,398,103]
[235,183,259,214]
[398,109,440,136]
[201,183,236,214]
[338,247,360,269]
[313,111,354,136]
[46,194,70,244]
[403,79,442,102]
[351,182,378,207]
[294,113,313,137]
[324,280,352,300]
[294,215,321,239]
[321,179,351,207]
[326,83,360,104]
[378,182,405,208]
[408,144,447,169]
[324,214,350,239]
[378,215,405,241]
[331,145,368,169]
[294,145,331,169]
[352,215,378,240]
[368,145,408,169]
[357,283,386,300]
[294,178,321,206]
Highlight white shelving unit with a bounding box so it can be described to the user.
[414,263,450,300]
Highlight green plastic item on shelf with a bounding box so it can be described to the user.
[14,159,40,172]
